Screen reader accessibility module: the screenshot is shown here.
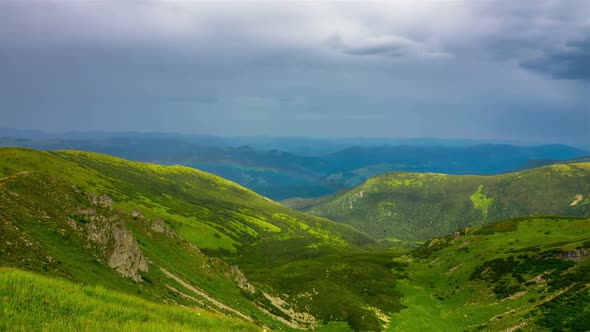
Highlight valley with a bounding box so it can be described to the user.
[0,148,400,331]
[1,147,589,331]
[4,2,589,330]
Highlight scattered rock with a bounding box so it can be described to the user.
[226,265,256,294]
[131,210,144,219]
[77,206,96,216]
[87,193,113,209]
[98,194,113,209]
[345,190,365,209]
[570,194,584,206]
[66,218,77,230]
[150,219,177,237]
[87,193,99,205]
[557,249,589,261]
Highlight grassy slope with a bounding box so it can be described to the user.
[0,268,259,332]
[389,216,590,331]
[0,148,402,330]
[0,166,287,329]
[301,163,590,241]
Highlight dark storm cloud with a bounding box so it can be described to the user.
[521,36,590,82]
[326,34,449,58]
[0,0,588,144]
[444,1,590,61]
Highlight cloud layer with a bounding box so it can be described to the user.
[0,0,588,144]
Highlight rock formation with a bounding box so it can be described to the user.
[150,219,178,237]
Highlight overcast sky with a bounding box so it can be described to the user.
[0,0,589,143]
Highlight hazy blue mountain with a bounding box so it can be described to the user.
[0,131,587,200]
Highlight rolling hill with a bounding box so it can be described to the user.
[297,163,590,242]
[0,147,403,331]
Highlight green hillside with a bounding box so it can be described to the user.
[0,148,402,331]
[4,147,589,331]
[0,268,259,332]
[299,163,590,241]
[391,216,590,331]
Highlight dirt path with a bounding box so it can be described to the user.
[160,267,253,322]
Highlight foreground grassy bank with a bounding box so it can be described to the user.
[0,268,260,332]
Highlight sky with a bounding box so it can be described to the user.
[0,0,589,144]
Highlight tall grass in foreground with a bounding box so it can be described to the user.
[0,268,260,332]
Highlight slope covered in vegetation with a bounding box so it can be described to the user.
[391,216,590,331]
[0,268,259,332]
[0,147,402,331]
[300,163,590,241]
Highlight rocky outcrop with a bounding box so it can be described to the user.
[557,249,589,261]
[99,195,113,209]
[67,195,149,281]
[131,210,144,219]
[344,190,365,209]
[570,194,584,206]
[150,219,178,237]
[106,222,149,281]
[75,217,148,281]
[87,193,113,210]
[226,265,256,294]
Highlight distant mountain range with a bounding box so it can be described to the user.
[1,130,587,200]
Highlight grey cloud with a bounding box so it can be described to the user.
[329,35,423,57]
[521,36,590,81]
[444,1,590,62]
[328,34,452,59]
[0,1,589,144]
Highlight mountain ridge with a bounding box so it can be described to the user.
[296,162,590,241]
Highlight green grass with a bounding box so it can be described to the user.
[0,268,260,332]
[388,216,590,331]
[0,147,403,330]
[6,147,588,331]
[470,184,493,218]
[303,163,590,241]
